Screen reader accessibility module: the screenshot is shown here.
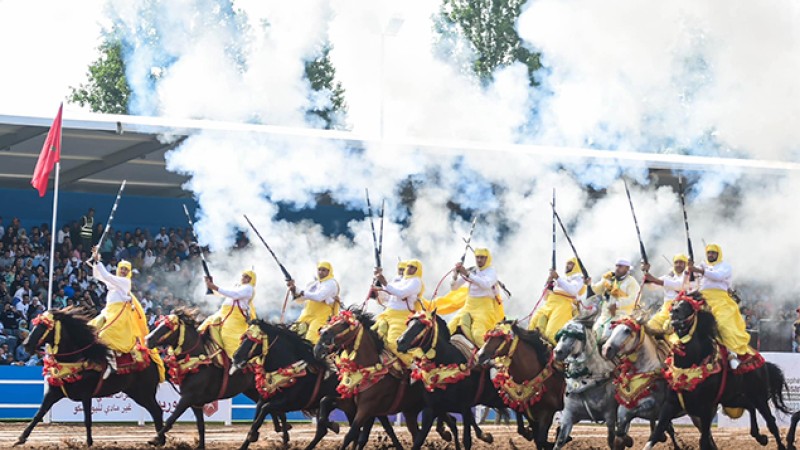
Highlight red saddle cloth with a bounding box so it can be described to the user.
[115,343,152,375]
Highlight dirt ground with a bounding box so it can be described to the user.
[0,422,794,449]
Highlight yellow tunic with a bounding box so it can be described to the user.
[448,296,497,346]
[529,291,576,344]
[702,289,754,355]
[200,304,253,358]
[374,308,414,365]
[297,300,337,344]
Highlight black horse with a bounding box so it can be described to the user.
[789,411,799,450]
[144,308,288,449]
[644,294,792,450]
[15,307,163,447]
[397,310,507,450]
[232,319,341,450]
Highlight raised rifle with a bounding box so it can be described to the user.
[678,177,696,281]
[182,204,213,294]
[87,180,126,266]
[551,202,595,298]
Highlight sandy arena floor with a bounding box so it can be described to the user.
[0,422,796,450]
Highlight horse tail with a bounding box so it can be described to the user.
[765,362,793,415]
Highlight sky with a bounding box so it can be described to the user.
[1,0,799,324]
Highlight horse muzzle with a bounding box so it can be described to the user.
[601,343,617,360]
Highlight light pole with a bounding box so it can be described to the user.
[380,16,404,140]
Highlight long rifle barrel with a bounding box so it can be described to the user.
[183,205,214,294]
[678,177,694,263]
[622,178,648,266]
[243,214,292,281]
[551,189,556,271]
[95,180,126,252]
[365,189,381,270]
[550,202,594,298]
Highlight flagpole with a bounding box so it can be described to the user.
[46,162,60,311]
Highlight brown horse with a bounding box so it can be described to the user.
[144,308,288,449]
[477,320,565,449]
[315,308,457,450]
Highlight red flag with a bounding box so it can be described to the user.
[31,104,63,197]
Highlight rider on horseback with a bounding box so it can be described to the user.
[688,243,756,370]
[643,253,696,334]
[591,258,640,339]
[200,270,257,358]
[372,259,423,366]
[89,247,164,381]
[448,247,501,346]
[529,257,587,344]
[288,261,340,343]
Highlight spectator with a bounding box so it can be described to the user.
[14,333,29,362]
[2,303,20,330]
[25,348,45,367]
[13,280,32,304]
[154,227,169,247]
[16,294,30,317]
[79,208,95,251]
[56,224,69,245]
[0,346,12,365]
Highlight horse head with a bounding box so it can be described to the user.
[233,320,269,370]
[145,315,181,349]
[26,311,56,353]
[554,320,588,362]
[669,292,717,343]
[396,309,439,355]
[477,320,516,366]
[315,309,363,359]
[602,316,645,360]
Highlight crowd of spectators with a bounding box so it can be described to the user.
[0,210,230,366]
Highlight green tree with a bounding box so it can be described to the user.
[304,45,348,130]
[68,40,131,114]
[437,0,541,86]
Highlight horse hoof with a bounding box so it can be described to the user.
[247,431,259,443]
[481,432,494,444]
[624,435,633,447]
[13,439,25,447]
[523,430,536,441]
[439,430,452,442]
[613,436,625,450]
[328,422,340,434]
[148,436,166,447]
[756,435,768,446]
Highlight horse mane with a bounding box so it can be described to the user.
[50,306,108,364]
[255,319,327,368]
[510,321,551,364]
[693,309,720,342]
[346,306,385,354]
[434,314,451,342]
[172,306,199,329]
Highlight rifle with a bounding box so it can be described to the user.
[622,178,647,309]
[454,216,479,280]
[622,178,648,267]
[550,202,595,298]
[88,180,126,266]
[182,204,213,294]
[242,215,292,282]
[678,177,695,281]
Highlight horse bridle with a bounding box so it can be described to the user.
[322,311,364,353]
[240,323,274,366]
[153,315,202,356]
[484,322,520,360]
[609,317,645,357]
[405,312,438,357]
[31,312,96,357]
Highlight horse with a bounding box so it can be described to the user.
[552,314,617,449]
[15,307,163,447]
[144,308,288,449]
[233,318,359,450]
[789,410,800,450]
[477,319,565,449]
[397,310,508,450]
[314,307,458,450]
[643,295,792,450]
[601,315,682,450]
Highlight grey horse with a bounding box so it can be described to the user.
[553,314,618,449]
[601,317,683,450]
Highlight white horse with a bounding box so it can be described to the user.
[601,316,682,450]
[553,314,617,449]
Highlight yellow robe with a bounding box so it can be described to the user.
[297,300,337,344]
[448,296,498,346]
[374,308,414,365]
[200,303,254,358]
[702,289,754,355]
[529,291,576,344]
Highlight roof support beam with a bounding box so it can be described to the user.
[60,136,187,187]
[0,126,48,150]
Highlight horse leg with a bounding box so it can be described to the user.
[411,407,436,450]
[534,409,556,450]
[643,396,679,450]
[788,411,800,450]
[357,418,376,450]
[613,406,633,450]
[697,410,716,450]
[435,416,452,442]
[461,406,475,450]
[15,387,63,446]
[754,397,786,450]
[149,395,195,446]
[191,406,206,450]
[748,406,769,445]
[81,398,94,447]
[554,408,574,450]
[439,414,459,447]
[126,386,164,437]
[239,399,270,450]
[303,397,338,450]
[340,411,369,450]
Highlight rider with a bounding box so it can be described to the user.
[289,261,340,344]
[591,258,640,339]
[200,270,257,358]
[689,243,754,369]
[529,257,587,343]
[643,254,694,333]
[448,247,500,347]
[373,259,423,365]
[89,247,164,381]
